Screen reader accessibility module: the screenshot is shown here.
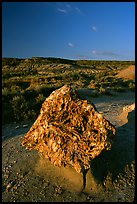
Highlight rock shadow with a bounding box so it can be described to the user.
[89,109,135,184]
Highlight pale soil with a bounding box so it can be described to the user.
[115,65,135,81]
[2,90,135,202]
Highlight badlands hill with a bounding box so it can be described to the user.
[116,65,135,81]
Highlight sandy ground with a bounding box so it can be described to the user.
[2,90,135,202]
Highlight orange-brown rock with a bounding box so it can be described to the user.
[22,85,116,173]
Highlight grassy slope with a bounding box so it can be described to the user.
[2,57,135,124]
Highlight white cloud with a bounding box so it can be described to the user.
[68,43,74,47]
[92,50,96,54]
[92,50,120,57]
[92,26,97,31]
[57,3,71,14]
[99,52,119,56]
[57,8,68,13]
[57,4,83,15]
[75,7,82,14]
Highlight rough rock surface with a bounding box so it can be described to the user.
[22,85,116,173]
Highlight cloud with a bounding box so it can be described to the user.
[92,50,97,54]
[57,3,71,14]
[75,7,82,14]
[92,26,97,31]
[100,52,119,56]
[57,8,68,13]
[91,50,119,57]
[57,3,83,15]
[68,43,74,47]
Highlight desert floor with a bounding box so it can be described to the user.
[2,90,135,202]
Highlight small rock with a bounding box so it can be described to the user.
[13,185,18,190]
[17,183,22,187]
[4,174,9,179]
[23,124,28,128]
[5,169,10,174]
[15,126,20,129]
[43,182,49,187]
[128,182,132,186]
[6,183,12,192]
[20,174,24,178]
[54,186,63,194]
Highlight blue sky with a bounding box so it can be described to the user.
[2,2,135,60]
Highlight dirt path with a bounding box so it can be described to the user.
[2,91,135,202]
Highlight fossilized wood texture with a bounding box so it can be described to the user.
[22,85,116,173]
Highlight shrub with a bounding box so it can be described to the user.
[88,80,96,89]
[95,72,107,81]
[99,86,107,94]
[10,85,21,93]
[2,87,10,96]
[23,109,37,121]
[36,93,45,104]
[22,89,37,100]
[36,85,57,97]
[128,82,135,90]
[11,95,29,121]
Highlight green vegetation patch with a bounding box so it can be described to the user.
[2,57,135,124]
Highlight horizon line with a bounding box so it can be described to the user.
[2,56,135,62]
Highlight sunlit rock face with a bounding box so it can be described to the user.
[22,85,116,173]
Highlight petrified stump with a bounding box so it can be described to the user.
[22,85,116,173]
